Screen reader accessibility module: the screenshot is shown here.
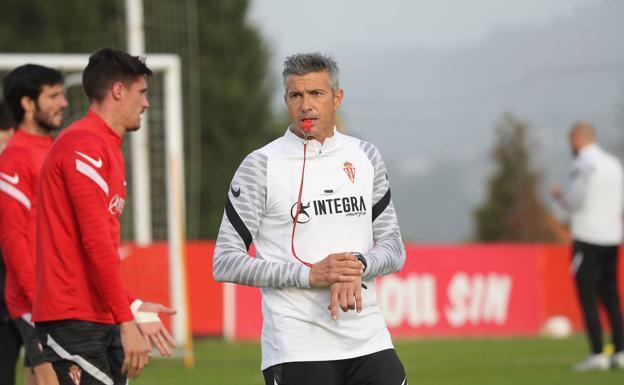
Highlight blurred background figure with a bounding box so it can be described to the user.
[0,64,66,385]
[551,122,624,371]
[0,99,18,385]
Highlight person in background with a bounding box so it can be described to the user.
[552,121,624,371]
[0,65,67,385]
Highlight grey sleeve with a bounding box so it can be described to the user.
[359,141,406,280]
[212,151,310,288]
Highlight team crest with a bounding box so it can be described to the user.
[343,161,356,183]
[68,365,82,385]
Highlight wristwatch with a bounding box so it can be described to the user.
[353,252,368,289]
[353,252,367,272]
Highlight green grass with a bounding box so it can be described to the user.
[18,336,624,384]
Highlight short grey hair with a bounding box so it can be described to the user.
[282,52,340,93]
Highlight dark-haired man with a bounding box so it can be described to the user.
[0,64,68,385]
[33,48,175,385]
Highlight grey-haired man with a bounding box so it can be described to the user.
[214,52,408,385]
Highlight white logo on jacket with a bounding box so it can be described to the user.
[0,172,19,185]
[75,151,103,168]
[108,194,126,215]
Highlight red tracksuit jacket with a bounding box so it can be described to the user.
[0,130,52,319]
[33,111,134,324]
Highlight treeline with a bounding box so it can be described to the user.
[0,0,283,239]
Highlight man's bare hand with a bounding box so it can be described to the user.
[309,253,363,288]
[135,302,176,357]
[120,321,151,379]
[327,277,363,320]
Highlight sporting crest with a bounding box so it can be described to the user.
[343,161,356,183]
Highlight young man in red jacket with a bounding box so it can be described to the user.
[33,48,175,385]
[0,64,68,385]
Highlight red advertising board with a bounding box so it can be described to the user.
[378,244,541,336]
[229,244,543,339]
[120,241,224,335]
[118,242,624,339]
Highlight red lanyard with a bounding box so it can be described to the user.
[291,120,314,267]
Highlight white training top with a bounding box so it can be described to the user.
[213,128,406,369]
[566,143,624,245]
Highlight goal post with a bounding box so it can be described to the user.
[0,53,192,363]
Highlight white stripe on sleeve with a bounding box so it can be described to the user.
[76,159,109,196]
[0,180,31,210]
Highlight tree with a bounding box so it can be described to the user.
[143,0,285,238]
[474,113,561,242]
[0,0,125,52]
[188,0,283,238]
[0,0,282,239]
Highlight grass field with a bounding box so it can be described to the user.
[16,335,623,384]
[125,335,624,385]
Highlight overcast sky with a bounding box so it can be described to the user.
[249,0,595,54]
[246,0,618,242]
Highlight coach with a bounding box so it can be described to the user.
[214,52,407,385]
[552,122,624,371]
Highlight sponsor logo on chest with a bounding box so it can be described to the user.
[108,193,126,216]
[291,195,367,224]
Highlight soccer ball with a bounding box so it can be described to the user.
[542,315,572,339]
